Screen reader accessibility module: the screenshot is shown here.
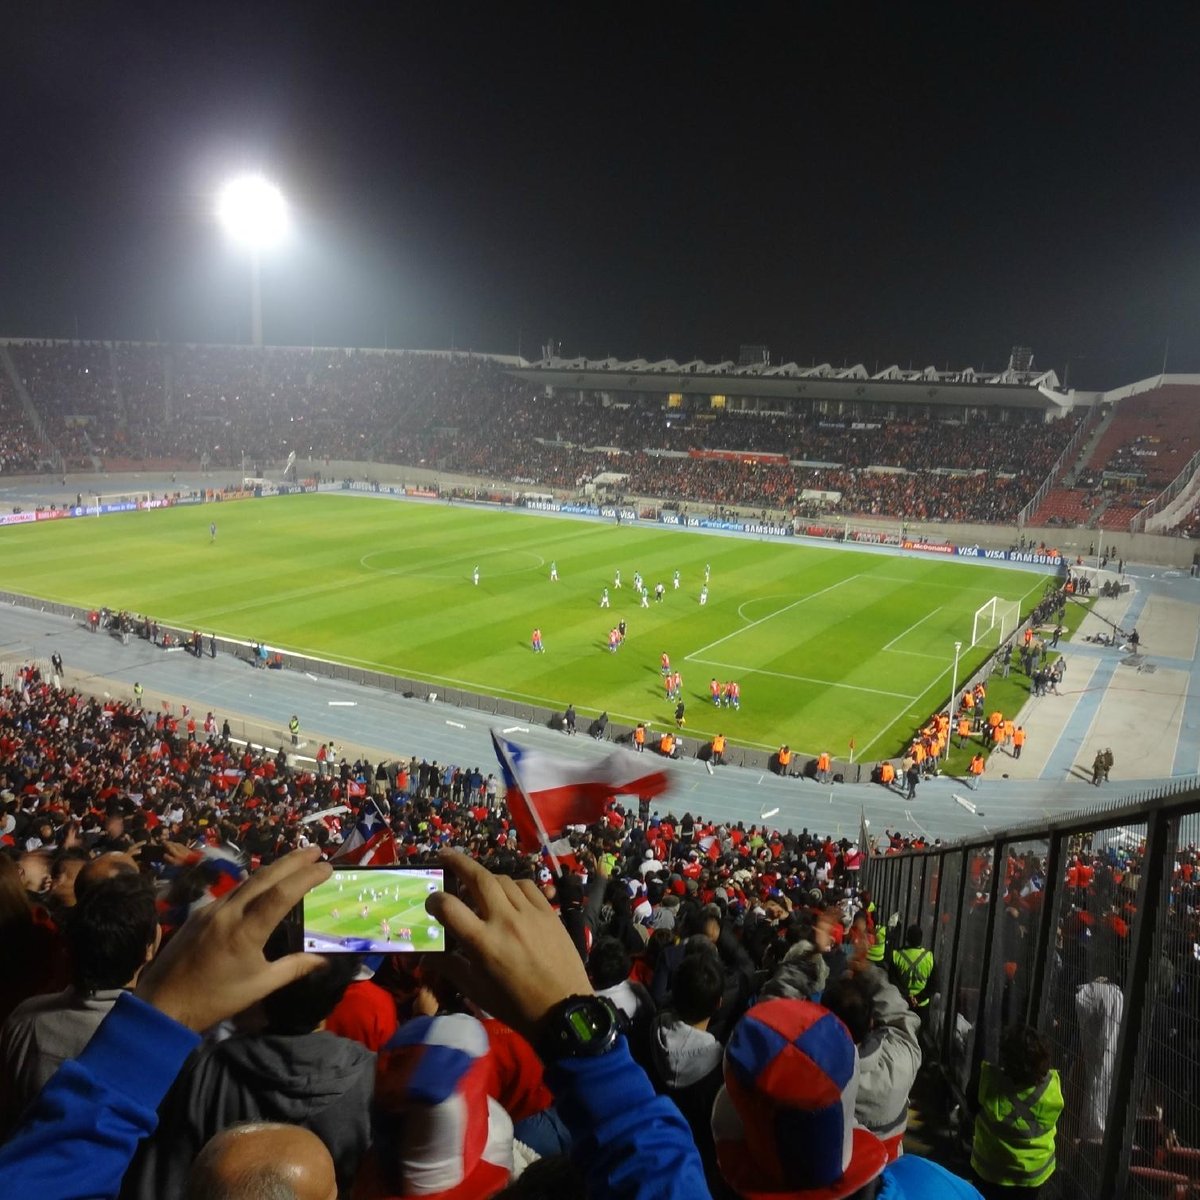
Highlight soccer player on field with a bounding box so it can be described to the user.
[472,565,480,586]
[600,587,610,608]
[614,569,622,588]
[531,627,544,653]
[710,678,720,704]
[704,562,710,583]
[670,670,682,700]
[209,521,217,542]
[609,628,620,653]
[699,584,708,606]
[673,570,680,590]
[640,585,650,608]
[633,570,643,592]
[661,652,670,676]
[617,619,626,641]
[655,582,665,603]
[729,680,741,710]
[550,561,558,581]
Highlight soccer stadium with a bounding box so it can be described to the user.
[3,8,1200,1200]
[3,338,1199,1198]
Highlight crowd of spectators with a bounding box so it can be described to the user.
[0,372,45,474]
[7,341,1083,525]
[940,830,1200,1185]
[0,662,1007,1198]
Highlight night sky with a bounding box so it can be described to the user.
[4,2,1200,387]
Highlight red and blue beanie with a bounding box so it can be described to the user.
[373,1013,513,1200]
[711,998,887,1200]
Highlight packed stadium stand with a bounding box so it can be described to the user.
[2,340,1088,526]
[0,365,45,475]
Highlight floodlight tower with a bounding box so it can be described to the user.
[216,175,288,347]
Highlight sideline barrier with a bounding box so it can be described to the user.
[865,781,1200,1199]
[0,590,882,784]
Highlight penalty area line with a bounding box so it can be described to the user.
[685,576,861,660]
[687,657,917,702]
[881,607,942,652]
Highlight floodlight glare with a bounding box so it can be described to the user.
[217,175,288,248]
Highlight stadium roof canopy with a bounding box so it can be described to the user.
[509,356,1072,414]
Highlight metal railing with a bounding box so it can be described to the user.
[1018,409,1097,528]
[866,780,1200,1199]
[1131,447,1200,534]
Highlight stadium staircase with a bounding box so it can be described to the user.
[1027,407,1106,526]
[106,343,132,443]
[1065,403,1117,485]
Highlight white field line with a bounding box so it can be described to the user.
[881,606,942,652]
[688,657,917,701]
[852,696,929,762]
[685,576,861,660]
[855,580,1046,760]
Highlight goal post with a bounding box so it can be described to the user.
[94,490,153,513]
[971,596,1021,650]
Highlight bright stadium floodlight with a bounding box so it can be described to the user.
[217,174,289,347]
[217,174,288,248]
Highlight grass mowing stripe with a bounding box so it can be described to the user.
[0,493,1053,757]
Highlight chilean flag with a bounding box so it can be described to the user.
[490,730,671,852]
[333,811,399,865]
[333,811,384,860]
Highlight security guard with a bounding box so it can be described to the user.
[133,681,143,709]
[971,1024,1064,1193]
[892,924,936,1017]
[866,924,888,964]
[289,714,300,746]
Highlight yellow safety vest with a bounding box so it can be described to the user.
[892,947,933,1005]
[866,926,887,963]
[971,1064,1064,1188]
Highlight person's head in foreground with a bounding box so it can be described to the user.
[712,997,887,1199]
[185,1122,337,1200]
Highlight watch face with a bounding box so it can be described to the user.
[544,996,618,1059]
[568,1005,603,1043]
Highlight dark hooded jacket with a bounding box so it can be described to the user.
[121,1030,375,1199]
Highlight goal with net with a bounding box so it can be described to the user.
[93,491,153,514]
[971,596,1021,649]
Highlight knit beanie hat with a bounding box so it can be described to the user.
[711,998,887,1199]
[373,1013,513,1199]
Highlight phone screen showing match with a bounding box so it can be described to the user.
[302,867,445,954]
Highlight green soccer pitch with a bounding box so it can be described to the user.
[302,868,444,953]
[1,493,1050,758]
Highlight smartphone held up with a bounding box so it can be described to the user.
[302,866,446,954]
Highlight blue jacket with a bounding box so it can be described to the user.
[0,992,199,1200]
[879,1155,983,1199]
[0,995,710,1200]
[548,1035,712,1200]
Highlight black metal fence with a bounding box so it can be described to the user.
[866,780,1200,1199]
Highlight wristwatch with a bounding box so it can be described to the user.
[535,994,620,1061]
